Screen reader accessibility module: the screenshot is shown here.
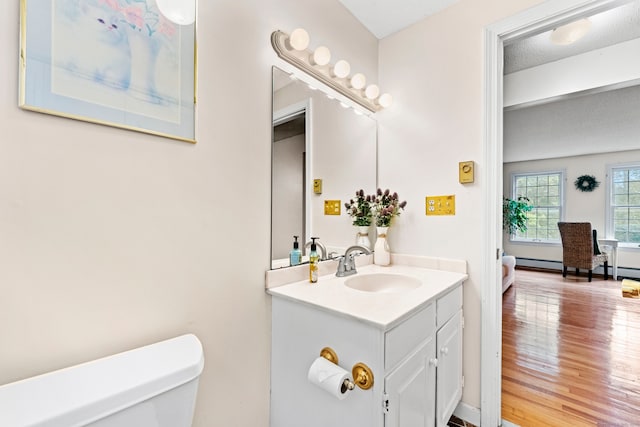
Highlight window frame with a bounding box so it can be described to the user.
[509,169,565,244]
[606,162,640,249]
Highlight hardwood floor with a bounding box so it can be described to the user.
[502,268,640,427]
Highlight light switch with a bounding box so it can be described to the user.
[324,200,341,215]
[426,195,455,216]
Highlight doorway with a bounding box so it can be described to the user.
[482,1,636,425]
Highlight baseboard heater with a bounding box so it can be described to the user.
[515,257,640,280]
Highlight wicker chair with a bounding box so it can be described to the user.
[557,222,609,282]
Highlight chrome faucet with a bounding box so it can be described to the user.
[305,239,327,261]
[335,245,372,277]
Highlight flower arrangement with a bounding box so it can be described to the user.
[372,188,407,227]
[345,190,373,226]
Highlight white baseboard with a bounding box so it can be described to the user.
[453,401,480,426]
[453,402,522,427]
[515,257,640,280]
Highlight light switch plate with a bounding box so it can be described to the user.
[324,200,341,215]
[459,161,474,183]
[426,195,456,216]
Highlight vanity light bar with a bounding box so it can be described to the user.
[271,29,392,113]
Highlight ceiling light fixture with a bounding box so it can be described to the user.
[550,18,592,45]
[156,0,196,26]
[271,29,392,112]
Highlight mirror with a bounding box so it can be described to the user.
[271,66,377,269]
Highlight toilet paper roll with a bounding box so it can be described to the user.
[307,357,352,400]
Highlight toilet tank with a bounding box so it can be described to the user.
[0,334,204,427]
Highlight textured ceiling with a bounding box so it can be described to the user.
[504,0,640,74]
[338,0,460,39]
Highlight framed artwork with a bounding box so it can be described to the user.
[19,0,197,143]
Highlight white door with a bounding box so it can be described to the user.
[384,336,437,427]
[436,311,463,427]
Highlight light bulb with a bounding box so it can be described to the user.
[350,73,366,90]
[365,84,380,100]
[311,46,331,66]
[332,60,351,78]
[550,18,591,45]
[156,0,195,25]
[378,93,393,108]
[289,28,310,51]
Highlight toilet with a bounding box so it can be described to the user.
[0,334,204,427]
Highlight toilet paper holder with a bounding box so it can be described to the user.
[319,347,374,391]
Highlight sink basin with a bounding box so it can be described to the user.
[344,273,422,294]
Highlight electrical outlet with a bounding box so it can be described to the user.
[426,195,455,216]
[324,200,341,215]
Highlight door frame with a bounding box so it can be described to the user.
[272,98,313,261]
[481,0,631,425]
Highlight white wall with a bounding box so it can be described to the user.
[503,149,640,269]
[0,1,377,425]
[377,0,544,409]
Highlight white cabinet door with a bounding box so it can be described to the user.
[435,310,463,427]
[384,335,436,427]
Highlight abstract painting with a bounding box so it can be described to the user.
[19,0,196,143]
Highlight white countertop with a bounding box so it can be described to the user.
[267,264,467,330]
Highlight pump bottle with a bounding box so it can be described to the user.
[289,236,302,266]
[309,237,319,283]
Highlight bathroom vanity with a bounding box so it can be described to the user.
[267,260,467,427]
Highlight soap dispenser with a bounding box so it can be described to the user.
[289,236,302,266]
[309,237,320,283]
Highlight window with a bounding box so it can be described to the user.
[609,165,640,246]
[511,171,564,242]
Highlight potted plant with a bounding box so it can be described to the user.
[371,188,407,266]
[503,196,533,235]
[345,190,374,249]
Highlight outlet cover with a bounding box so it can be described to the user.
[426,195,455,216]
[324,200,341,215]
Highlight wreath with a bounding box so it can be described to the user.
[574,174,599,192]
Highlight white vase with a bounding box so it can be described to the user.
[356,225,371,249]
[374,226,391,266]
